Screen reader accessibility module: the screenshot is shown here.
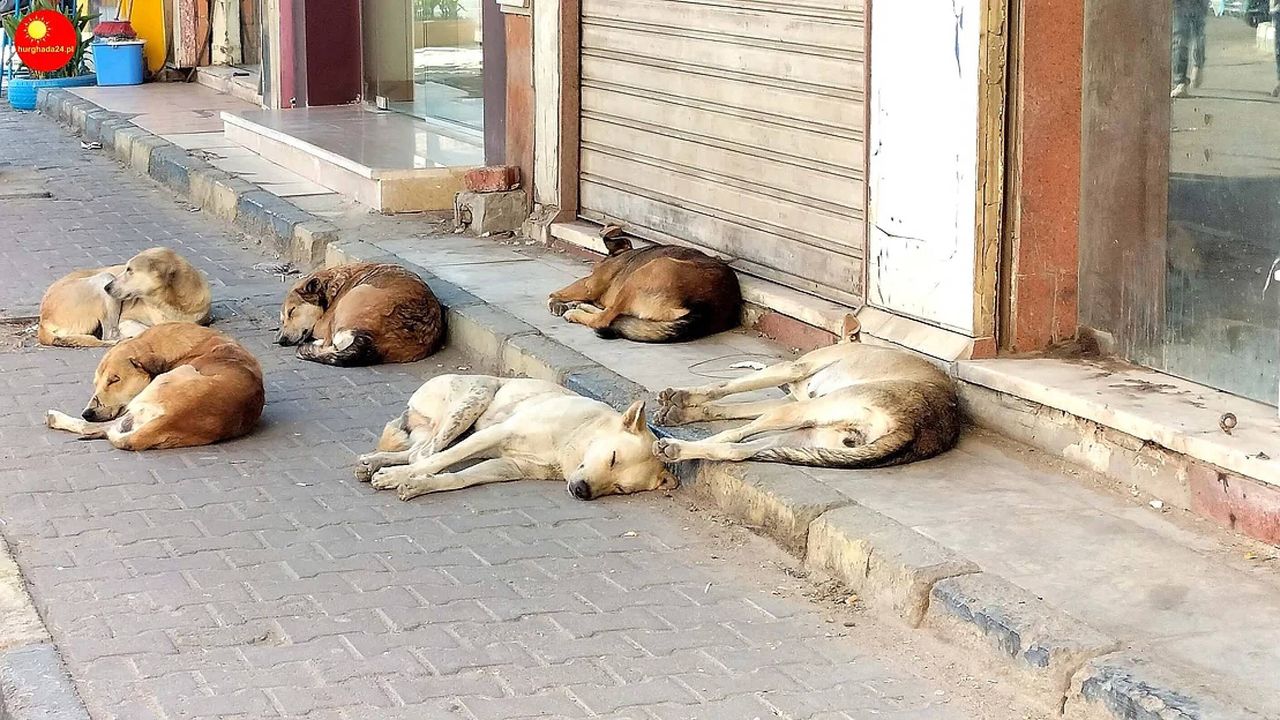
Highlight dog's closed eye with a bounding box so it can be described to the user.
[609,451,617,467]
[107,375,120,386]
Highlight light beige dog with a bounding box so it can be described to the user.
[654,316,961,467]
[357,375,679,501]
[38,247,212,347]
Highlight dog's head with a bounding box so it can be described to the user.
[566,400,679,501]
[277,275,326,346]
[106,247,186,301]
[83,338,158,422]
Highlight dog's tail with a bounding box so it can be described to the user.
[377,411,412,452]
[596,302,730,343]
[751,428,919,469]
[302,330,380,367]
[38,324,113,348]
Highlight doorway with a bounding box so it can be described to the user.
[362,0,484,134]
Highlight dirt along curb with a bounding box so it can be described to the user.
[34,87,1259,720]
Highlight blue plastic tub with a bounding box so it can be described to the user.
[92,40,146,86]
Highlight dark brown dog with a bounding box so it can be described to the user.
[548,227,742,343]
[276,263,444,366]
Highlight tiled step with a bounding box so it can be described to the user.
[221,106,483,213]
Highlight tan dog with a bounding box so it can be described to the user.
[276,263,444,366]
[46,323,264,450]
[38,247,212,347]
[356,375,679,501]
[654,316,961,468]
[548,226,742,343]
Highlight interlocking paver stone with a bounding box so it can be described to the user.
[0,105,1007,719]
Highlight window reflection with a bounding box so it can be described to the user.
[1162,1,1280,402]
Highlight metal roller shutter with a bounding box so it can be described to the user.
[578,0,866,305]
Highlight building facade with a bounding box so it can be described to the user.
[511,0,1278,408]
[235,0,1275,408]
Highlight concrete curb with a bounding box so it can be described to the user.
[33,86,1256,720]
[0,537,88,720]
[36,90,341,264]
[0,645,90,720]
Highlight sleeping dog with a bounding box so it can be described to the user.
[357,375,679,501]
[39,247,211,347]
[46,323,264,450]
[654,316,961,468]
[277,263,444,366]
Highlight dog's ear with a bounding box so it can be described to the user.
[840,314,862,343]
[657,469,680,490]
[621,400,647,434]
[600,225,632,256]
[298,276,323,300]
[128,354,164,377]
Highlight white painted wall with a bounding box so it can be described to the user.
[532,0,562,207]
[867,1,981,335]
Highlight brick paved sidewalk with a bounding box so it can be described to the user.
[0,107,1027,720]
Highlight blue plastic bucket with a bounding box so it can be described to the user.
[92,40,146,86]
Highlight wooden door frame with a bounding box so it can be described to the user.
[530,0,579,224]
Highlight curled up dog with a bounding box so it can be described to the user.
[38,247,212,347]
[356,375,679,501]
[548,226,742,343]
[46,323,265,450]
[654,316,961,468]
[277,263,444,366]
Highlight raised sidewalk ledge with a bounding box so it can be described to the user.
[36,85,1280,720]
[959,359,1280,544]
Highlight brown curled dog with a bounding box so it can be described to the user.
[38,247,212,348]
[547,226,742,343]
[276,263,444,366]
[46,323,264,450]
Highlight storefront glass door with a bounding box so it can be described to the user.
[1155,2,1280,402]
[1080,0,1280,405]
[361,0,484,133]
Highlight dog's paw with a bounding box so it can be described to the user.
[370,467,409,491]
[548,298,572,317]
[658,388,693,408]
[398,483,426,502]
[654,403,694,426]
[653,438,684,462]
[354,455,380,482]
[45,410,59,428]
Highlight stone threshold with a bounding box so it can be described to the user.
[959,357,1280,543]
[221,107,479,213]
[36,86,1276,720]
[194,65,262,107]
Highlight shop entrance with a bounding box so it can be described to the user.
[361,0,485,134]
[1081,0,1280,404]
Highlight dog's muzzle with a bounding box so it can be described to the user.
[104,280,130,301]
[567,479,593,501]
[82,398,113,422]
